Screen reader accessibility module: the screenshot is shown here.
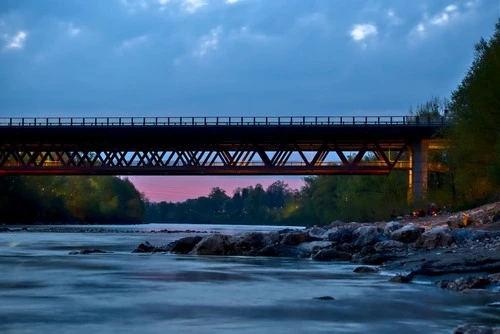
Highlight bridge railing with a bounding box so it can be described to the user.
[0,116,450,127]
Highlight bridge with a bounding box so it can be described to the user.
[0,116,450,202]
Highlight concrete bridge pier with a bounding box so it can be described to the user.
[407,139,430,203]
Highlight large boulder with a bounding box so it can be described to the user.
[170,236,203,254]
[373,240,406,252]
[383,222,404,236]
[352,226,384,249]
[306,226,329,239]
[132,241,172,253]
[390,225,425,243]
[435,276,491,291]
[281,231,319,246]
[312,249,352,262]
[296,241,333,253]
[255,245,311,258]
[451,229,489,246]
[189,234,233,255]
[414,227,454,249]
[327,225,360,244]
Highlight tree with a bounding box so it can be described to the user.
[449,18,500,204]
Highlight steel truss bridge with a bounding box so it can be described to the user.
[0,116,449,200]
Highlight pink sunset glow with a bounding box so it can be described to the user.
[128,176,306,203]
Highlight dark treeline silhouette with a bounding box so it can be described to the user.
[0,176,145,224]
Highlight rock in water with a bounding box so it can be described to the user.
[170,236,203,254]
[353,266,379,273]
[389,273,414,283]
[313,296,335,300]
[189,234,233,255]
[311,249,352,261]
[69,249,112,255]
[453,323,495,334]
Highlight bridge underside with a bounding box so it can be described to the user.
[0,122,448,201]
[0,141,412,175]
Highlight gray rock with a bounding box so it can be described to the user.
[70,249,113,255]
[352,226,384,249]
[390,225,425,243]
[389,273,414,283]
[306,226,328,239]
[414,227,454,249]
[281,231,318,246]
[296,241,333,252]
[328,226,357,244]
[313,296,335,300]
[359,253,395,265]
[374,240,406,252]
[452,229,489,246]
[384,221,404,236]
[353,266,379,273]
[312,249,352,262]
[435,276,491,291]
[132,241,171,253]
[170,236,203,254]
[189,234,233,255]
[453,323,494,334]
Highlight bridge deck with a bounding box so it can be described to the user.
[0,116,449,176]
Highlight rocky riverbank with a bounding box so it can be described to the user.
[133,201,500,277]
[131,201,500,333]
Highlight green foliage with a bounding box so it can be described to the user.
[448,18,500,204]
[0,175,145,224]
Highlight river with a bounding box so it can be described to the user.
[1,224,498,333]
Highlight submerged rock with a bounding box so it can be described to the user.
[69,249,112,255]
[389,273,414,283]
[313,296,335,300]
[353,266,379,273]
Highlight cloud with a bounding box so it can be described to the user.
[410,2,476,39]
[67,23,81,37]
[386,9,403,26]
[225,0,240,4]
[117,34,149,53]
[229,26,270,43]
[181,0,207,13]
[4,30,27,49]
[119,0,150,12]
[193,26,222,57]
[350,23,377,42]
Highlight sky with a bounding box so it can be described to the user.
[1,0,499,202]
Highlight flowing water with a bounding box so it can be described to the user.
[0,224,498,334]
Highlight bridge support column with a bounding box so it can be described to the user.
[407,140,429,203]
